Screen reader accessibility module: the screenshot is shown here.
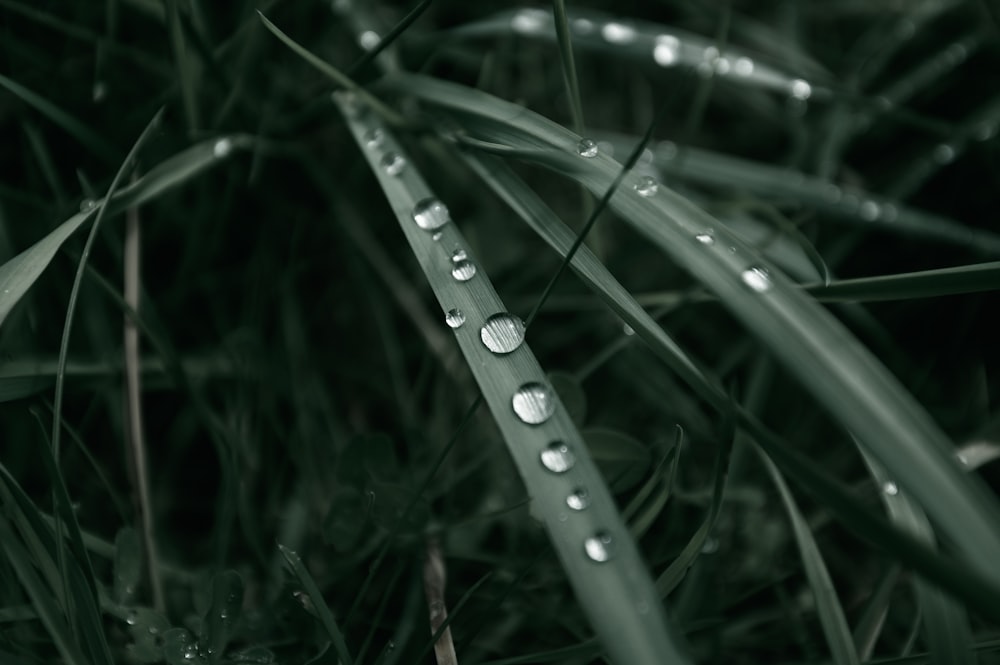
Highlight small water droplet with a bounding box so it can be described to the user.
[957,453,969,466]
[540,442,575,473]
[213,138,233,158]
[713,56,732,75]
[513,382,556,424]
[219,609,229,619]
[480,313,525,354]
[883,481,899,496]
[381,152,406,176]
[701,537,719,553]
[822,183,843,203]
[125,611,138,625]
[584,531,615,562]
[653,38,679,67]
[183,645,198,660]
[695,231,715,245]
[566,488,590,510]
[573,18,595,34]
[734,57,754,76]
[741,266,772,292]
[859,200,881,221]
[358,30,380,50]
[933,143,956,164]
[80,198,96,212]
[413,198,450,230]
[511,9,547,34]
[577,138,599,158]
[789,79,812,100]
[451,248,468,263]
[975,123,997,141]
[363,129,384,150]
[881,204,898,222]
[622,323,635,336]
[601,22,637,44]
[431,231,443,241]
[634,176,658,197]
[451,260,477,282]
[444,308,465,328]
[92,81,108,102]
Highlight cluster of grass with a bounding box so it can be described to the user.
[2,1,1000,664]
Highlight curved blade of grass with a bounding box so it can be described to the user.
[804,261,1000,302]
[335,92,692,665]
[758,448,860,665]
[0,133,251,329]
[382,72,1000,589]
[277,544,353,665]
[860,452,974,665]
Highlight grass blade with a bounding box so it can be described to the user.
[278,544,354,665]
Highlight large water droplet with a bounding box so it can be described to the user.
[512,382,556,424]
[381,152,406,176]
[695,231,715,245]
[601,22,637,44]
[358,30,380,50]
[445,309,465,328]
[734,56,754,76]
[413,198,450,230]
[213,138,233,158]
[451,260,477,282]
[540,442,575,473]
[577,138,599,158]
[566,488,590,510]
[480,313,525,354]
[584,531,615,562]
[634,176,658,197]
[363,129,384,150]
[653,36,679,67]
[741,266,772,292]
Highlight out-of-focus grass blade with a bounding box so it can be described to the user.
[0,73,117,165]
[0,134,251,329]
[278,544,354,665]
[200,570,244,664]
[861,452,974,665]
[335,92,691,665]
[383,72,1000,591]
[805,262,1000,302]
[164,0,199,130]
[447,7,829,100]
[112,527,141,605]
[758,448,860,665]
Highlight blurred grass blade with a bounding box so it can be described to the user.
[278,544,354,665]
[758,447,860,665]
[861,452,974,665]
[382,72,1000,590]
[200,570,244,663]
[0,134,251,329]
[806,262,1000,302]
[335,92,692,665]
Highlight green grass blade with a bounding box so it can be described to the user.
[805,262,1000,302]
[382,72,1000,591]
[278,544,354,665]
[758,448,860,665]
[335,92,692,665]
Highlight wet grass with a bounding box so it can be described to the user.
[1,2,1000,664]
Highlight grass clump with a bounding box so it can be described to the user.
[2,2,1000,664]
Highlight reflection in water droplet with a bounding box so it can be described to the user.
[883,481,899,496]
[577,138,599,158]
[859,200,881,221]
[213,138,233,158]
[381,152,406,176]
[584,531,615,562]
[413,198,451,230]
[451,248,468,263]
[358,30,380,50]
[445,309,465,329]
[653,37,679,67]
[695,232,715,245]
[363,129,384,150]
[734,57,754,76]
[431,231,443,241]
[790,79,812,100]
[513,382,556,424]
[540,442,575,473]
[602,22,637,44]
[566,488,590,510]
[933,144,956,164]
[451,260,477,282]
[480,313,525,354]
[634,176,658,197]
[741,266,772,292]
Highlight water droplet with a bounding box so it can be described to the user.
[653,39,679,67]
[182,645,198,660]
[789,79,812,100]
[431,231,443,241]
[413,198,450,230]
[975,123,997,141]
[451,260,477,282]
[566,488,590,510]
[213,138,233,158]
[859,200,881,221]
[701,536,719,553]
[573,18,595,34]
[358,30,380,50]
[741,266,772,292]
[946,42,968,64]
[601,22,637,44]
[125,611,138,625]
[80,198,96,212]
[622,323,635,336]
[933,143,956,164]
[881,204,898,222]
[92,81,108,102]
[513,382,556,425]
[734,57,754,76]
[883,481,899,496]
[480,313,525,354]
[381,152,406,176]
[713,57,731,75]
[363,129,384,150]
[451,248,468,263]
[219,609,229,619]
[444,309,465,328]
[511,9,547,34]
[694,232,715,245]
[634,176,658,197]
[822,183,843,203]
[584,531,615,562]
[577,138,599,158]
[541,442,575,473]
